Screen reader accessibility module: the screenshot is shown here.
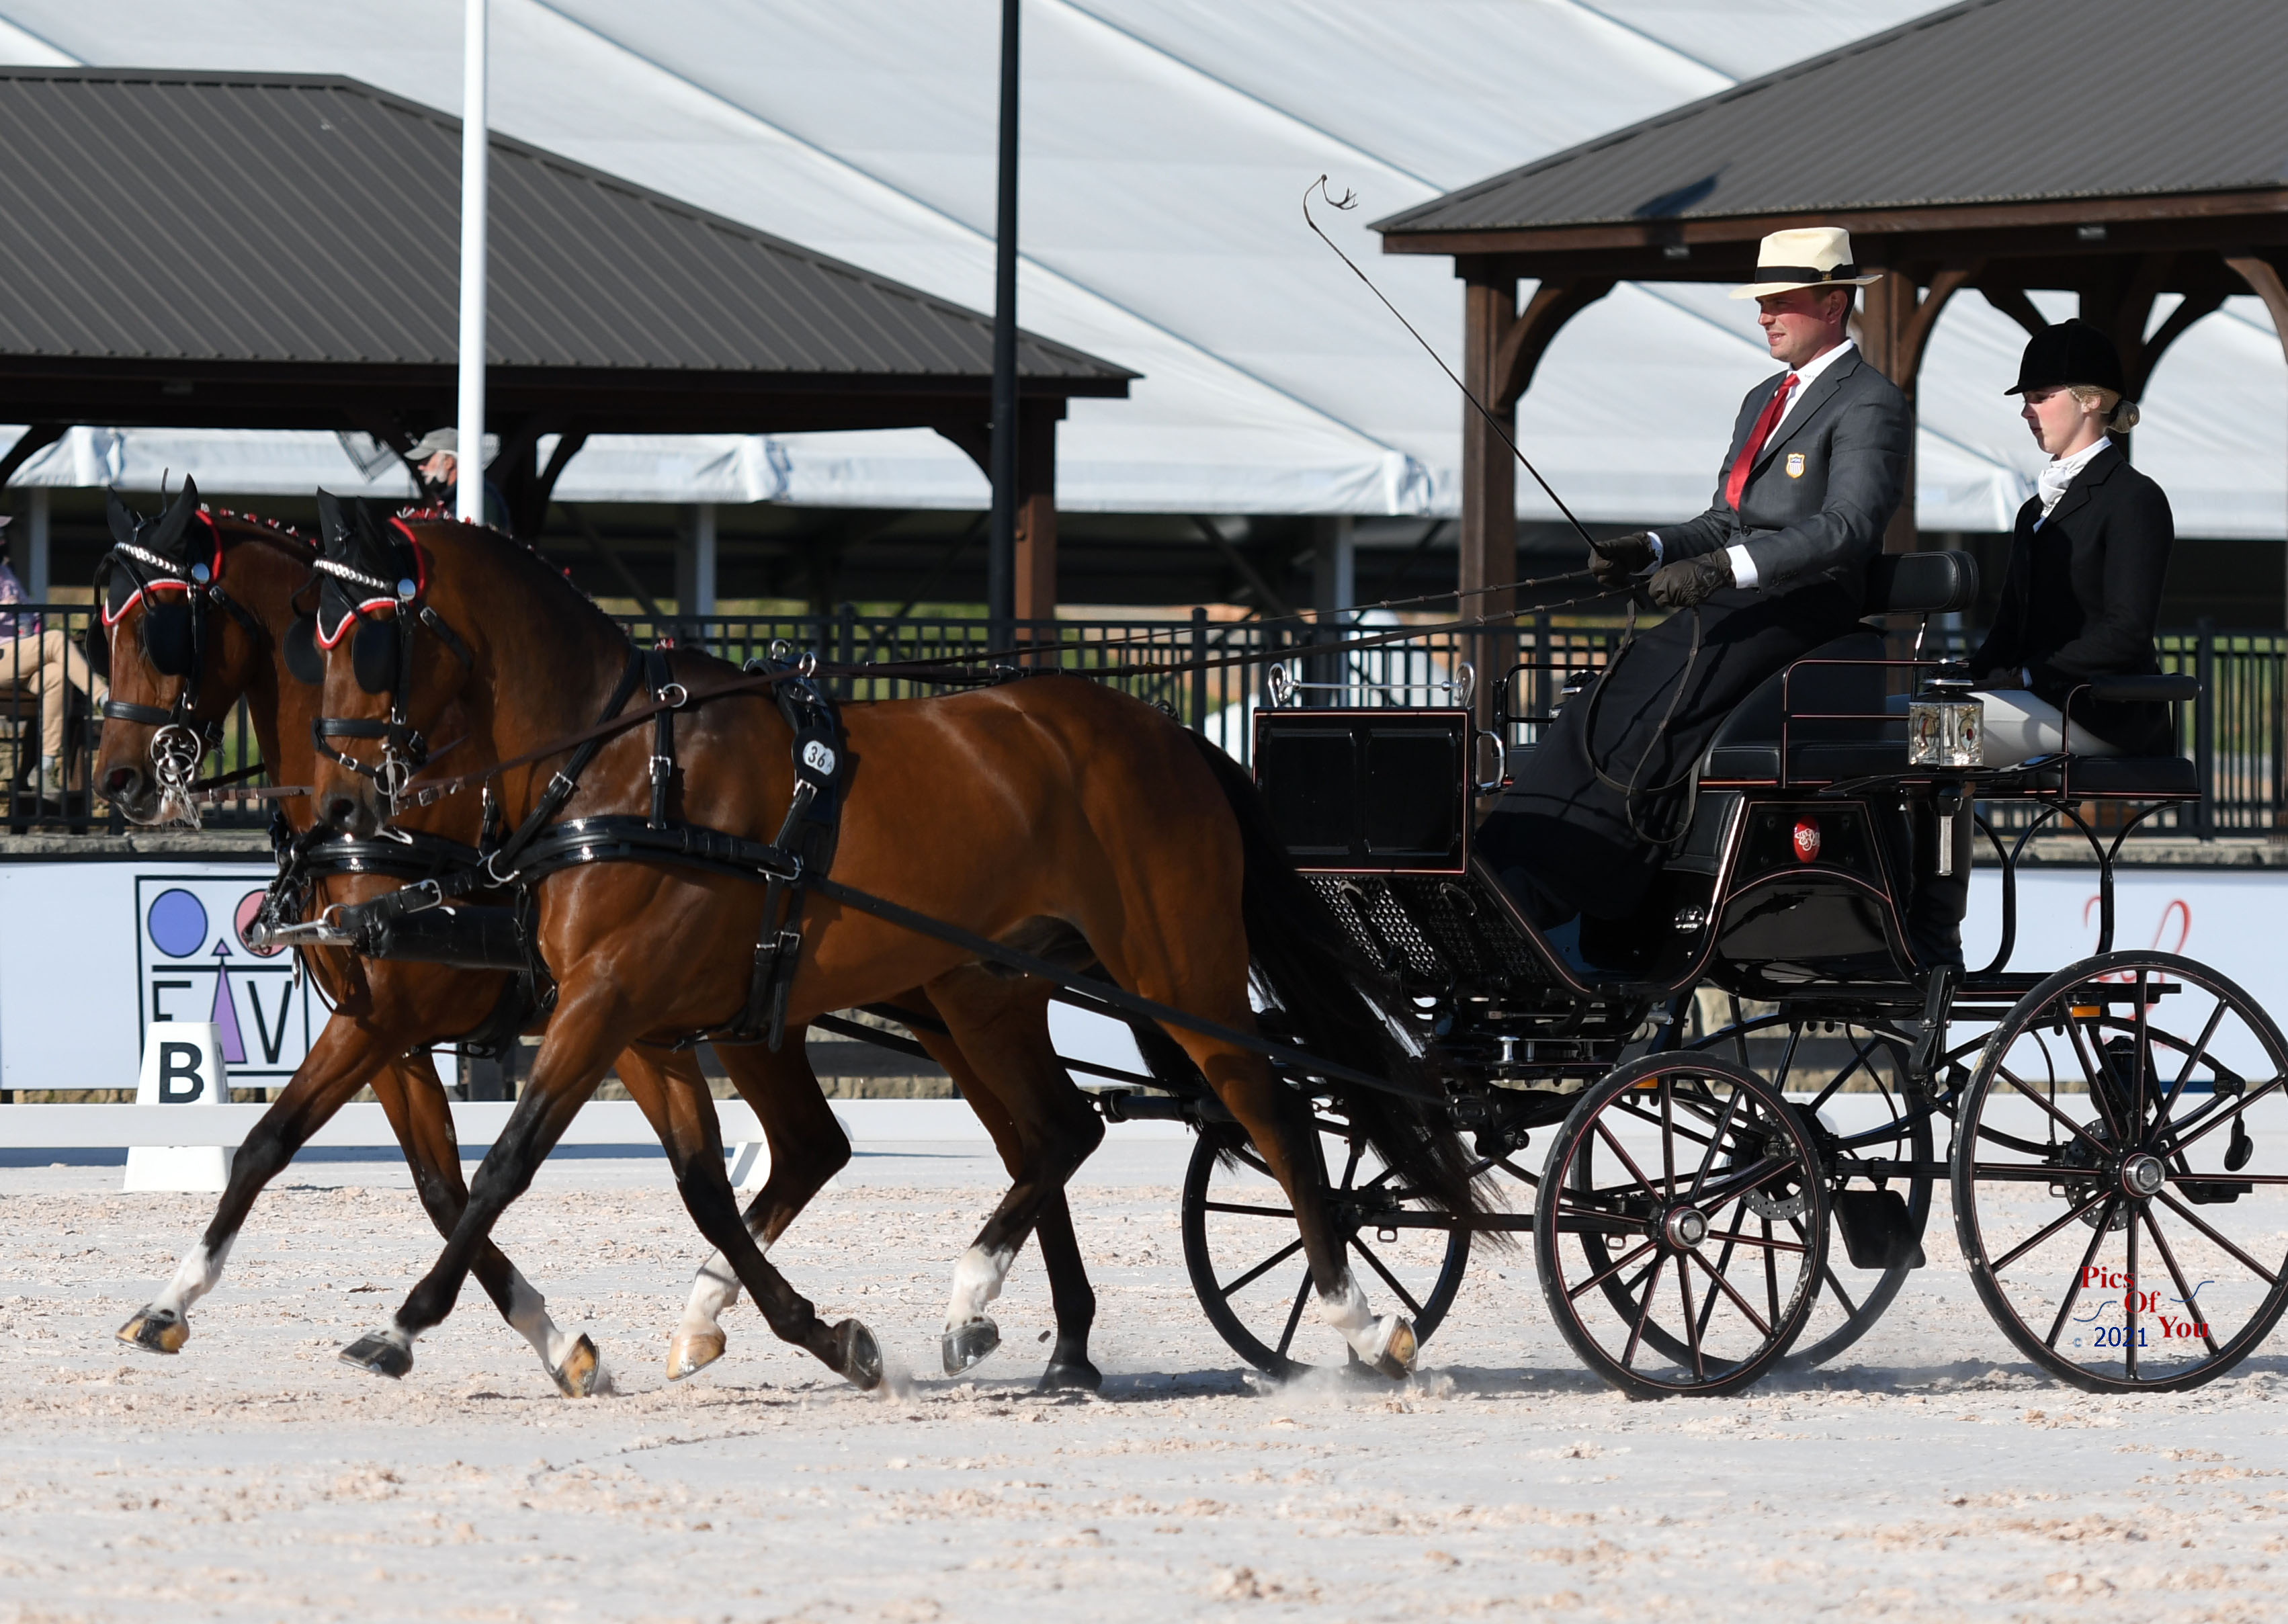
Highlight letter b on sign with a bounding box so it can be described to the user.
[159,1041,204,1102]
[134,1021,232,1108]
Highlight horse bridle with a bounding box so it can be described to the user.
[97,517,268,804]
[309,544,471,808]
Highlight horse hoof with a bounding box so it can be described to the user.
[1370,1316,1418,1381]
[116,1308,187,1355]
[666,1327,726,1382]
[1038,1358,1102,1394]
[941,1317,1000,1377]
[550,1334,601,1399]
[835,1319,883,1391]
[339,1332,413,1381]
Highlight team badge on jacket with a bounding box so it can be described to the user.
[1785,452,1806,478]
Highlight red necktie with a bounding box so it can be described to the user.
[1724,372,1799,511]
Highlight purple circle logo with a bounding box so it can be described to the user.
[146,888,209,958]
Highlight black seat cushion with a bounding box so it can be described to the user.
[1701,631,1899,783]
[2034,756,2199,796]
[1863,550,1978,616]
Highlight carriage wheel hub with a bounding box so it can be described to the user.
[2120,1153,2166,1198]
[1663,1207,1710,1250]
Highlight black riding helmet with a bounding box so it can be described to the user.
[2004,316,2125,396]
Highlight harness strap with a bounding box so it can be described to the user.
[484,647,652,882]
[643,646,679,830]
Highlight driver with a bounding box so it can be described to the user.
[1478,226,1912,947]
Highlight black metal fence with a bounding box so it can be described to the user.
[16,602,2283,841]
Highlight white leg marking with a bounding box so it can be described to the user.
[943,1244,1015,1332]
[676,1230,768,1345]
[1318,1269,1403,1365]
[503,1267,582,1372]
[150,1236,235,1318]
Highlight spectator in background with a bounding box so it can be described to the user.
[403,428,511,531]
[0,515,105,798]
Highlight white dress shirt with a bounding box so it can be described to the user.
[1650,338,1859,591]
[2034,435,2110,528]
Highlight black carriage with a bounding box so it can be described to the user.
[1136,552,2288,1397]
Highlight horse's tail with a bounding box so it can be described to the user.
[1183,730,1492,1228]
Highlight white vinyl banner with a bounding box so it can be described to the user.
[0,860,324,1093]
[0,858,2285,1095]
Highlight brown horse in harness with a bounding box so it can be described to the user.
[90,484,851,1394]
[304,513,1478,1390]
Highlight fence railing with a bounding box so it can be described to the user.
[14,603,2281,841]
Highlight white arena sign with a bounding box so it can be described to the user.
[0,857,2283,1093]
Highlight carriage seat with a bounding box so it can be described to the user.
[1699,630,1902,783]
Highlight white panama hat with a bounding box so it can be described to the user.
[1730,226,1885,300]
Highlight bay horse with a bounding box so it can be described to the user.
[305,513,1478,1389]
[90,484,837,1395]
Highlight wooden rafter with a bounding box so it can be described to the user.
[1491,279,1614,410]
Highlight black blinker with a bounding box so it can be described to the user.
[283,616,326,685]
[352,617,400,695]
[83,623,110,681]
[141,601,196,677]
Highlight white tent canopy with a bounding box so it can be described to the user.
[0,1,2279,536]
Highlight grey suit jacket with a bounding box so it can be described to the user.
[1660,346,1912,603]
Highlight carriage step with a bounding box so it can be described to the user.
[1832,1188,1925,1271]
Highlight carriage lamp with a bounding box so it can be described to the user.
[1908,677,1984,769]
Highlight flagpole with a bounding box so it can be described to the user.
[456,0,489,525]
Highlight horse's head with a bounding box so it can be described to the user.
[93,478,286,824]
[308,493,476,835]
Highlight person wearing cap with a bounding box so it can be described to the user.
[1898,320,2175,965]
[1963,318,2173,760]
[1478,226,1912,943]
[403,427,510,531]
[0,514,105,799]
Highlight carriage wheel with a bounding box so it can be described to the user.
[1953,951,2288,1393]
[1687,1013,1932,1368]
[1181,1107,1471,1379]
[1537,1054,1828,1398]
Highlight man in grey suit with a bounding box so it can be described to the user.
[1480,227,1913,944]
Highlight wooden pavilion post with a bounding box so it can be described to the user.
[1013,398,1062,625]
[2223,254,2288,630]
[1857,263,1974,553]
[1458,265,1611,726]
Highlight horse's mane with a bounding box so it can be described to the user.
[400,517,632,653]
[207,507,317,565]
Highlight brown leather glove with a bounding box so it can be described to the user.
[1646,551,1733,609]
[1587,531,1656,586]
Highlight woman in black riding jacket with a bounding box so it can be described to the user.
[1965,318,2176,760]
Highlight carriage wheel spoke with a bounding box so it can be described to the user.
[1804,1032,1883,1118]
[2061,1016,2125,1144]
[1275,1270,1312,1358]
[2156,998,2229,1123]
[2123,1207,2142,1379]
[1567,1238,1658,1302]
[1593,1119,1666,1201]
[1220,1237,1305,1299]
[1495,1156,1539,1189]
[1202,1200,1295,1220]
[1348,1235,1425,1320]
[1608,1100,1719,1155]
[1767,1217,1784,1326]
[1690,1154,1795,1211]
[1660,1077,1677,1195]
[1992,1064,2113,1156]
[2044,1195,2119,1351]
[1988,1187,2110,1275]
[1676,1255,1705,1381]
[2154,1190,2281,1286]
[2138,1206,2220,1359]
[1688,1088,1746,1199]
[1619,1258,1661,1369]
[1691,1245,1773,1340]
[1820,1265,1859,1322]
[2163,1076,2284,1158]
[1693,1209,1750,1342]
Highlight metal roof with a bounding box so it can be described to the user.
[0,65,1131,388]
[1375,0,2288,239]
